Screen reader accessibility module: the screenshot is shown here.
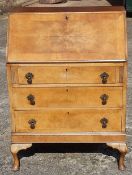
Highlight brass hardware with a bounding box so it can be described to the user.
[100,94,109,105]
[28,119,36,129]
[25,72,34,84]
[100,72,109,84]
[27,94,35,105]
[100,117,108,128]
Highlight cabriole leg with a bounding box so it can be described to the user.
[11,144,32,171]
[106,143,128,171]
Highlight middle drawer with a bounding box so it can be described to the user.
[12,87,123,108]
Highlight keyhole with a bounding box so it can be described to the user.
[65,16,69,20]
[66,89,69,92]
[66,68,68,72]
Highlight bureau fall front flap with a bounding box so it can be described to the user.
[7,7,127,62]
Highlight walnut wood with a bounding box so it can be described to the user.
[7,8,127,62]
[10,63,124,85]
[9,6,125,13]
[14,64,120,84]
[12,87,123,108]
[11,152,19,171]
[13,83,124,88]
[122,62,127,132]
[11,144,32,171]
[6,7,128,171]
[107,143,128,171]
[14,109,122,133]
[11,133,126,143]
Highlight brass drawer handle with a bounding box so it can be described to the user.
[100,117,108,128]
[28,119,36,129]
[25,72,34,84]
[27,94,35,105]
[100,72,109,84]
[100,94,109,105]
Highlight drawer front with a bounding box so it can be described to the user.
[12,87,123,108]
[14,109,122,132]
[8,11,126,62]
[17,65,117,84]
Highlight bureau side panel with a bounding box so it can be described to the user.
[6,64,16,132]
[122,62,127,132]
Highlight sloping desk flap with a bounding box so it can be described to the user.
[7,7,127,62]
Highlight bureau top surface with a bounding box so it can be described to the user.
[7,6,127,63]
[10,6,125,13]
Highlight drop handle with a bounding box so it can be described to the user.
[25,72,34,84]
[28,119,36,129]
[100,72,109,84]
[27,94,35,105]
[100,118,108,128]
[100,94,109,105]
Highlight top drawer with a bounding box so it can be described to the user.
[10,63,124,85]
[7,7,127,62]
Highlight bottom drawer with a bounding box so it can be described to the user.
[14,109,122,132]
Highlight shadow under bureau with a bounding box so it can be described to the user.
[6,6,128,171]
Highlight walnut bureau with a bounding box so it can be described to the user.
[6,7,128,171]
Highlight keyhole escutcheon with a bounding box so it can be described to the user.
[65,16,69,21]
